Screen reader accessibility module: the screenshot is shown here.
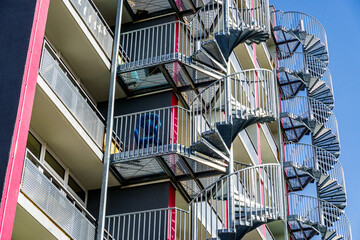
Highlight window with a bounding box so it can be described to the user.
[26,130,88,206]
[45,151,65,180]
[68,175,86,202]
[26,133,41,159]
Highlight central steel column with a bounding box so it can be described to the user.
[96,0,124,239]
[225,61,235,231]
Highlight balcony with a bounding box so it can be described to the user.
[110,105,227,188]
[69,0,113,58]
[20,150,96,240]
[45,0,125,101]
[39,41,105,149]
[118,21,222,96]
[110,69,276,189]
[32,41,119,190]
[105,164,284,240]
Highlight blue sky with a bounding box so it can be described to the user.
[271,0,360,238]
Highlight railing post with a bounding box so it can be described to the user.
[223,0,229,34]
[96,0,124,239]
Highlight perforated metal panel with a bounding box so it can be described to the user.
[113,157,165,179]
[69,0,113,57]
[21,159,96,240]
[162,154,188,176]
[40,46,105,148]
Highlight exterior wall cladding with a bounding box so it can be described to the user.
[0,0,352,239]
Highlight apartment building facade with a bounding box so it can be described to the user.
[0,0,351,239]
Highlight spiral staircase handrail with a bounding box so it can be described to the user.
[272,10,327,50]
[288,193,352,239]
[285,142,346,190]
[190,68,275,105]
[277,51,334,97]
[281,95,340,142]
[189,163,282,204]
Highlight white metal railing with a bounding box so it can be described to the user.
[189,164,283,238]
[105,164,283,239]
[118,21,193,72]
[105,207,190,240]
[278,51,333,101]
[191,69,276,142]
[21,150,96,240]
[288,193,352,240]
[69,0,113,58]
[272,11,327,51]
[39,41,105,149]
[190,0,270,46]
[112,106,192,161]
[285,142,346,194]
[281,95,339,142]
[111,69,276,162]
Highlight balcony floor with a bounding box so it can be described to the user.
[111,147,227,196]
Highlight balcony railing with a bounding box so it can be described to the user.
[118,21,193,72]
[21,150,96,240]
[39,41,105,149]
[112,106,192,162]
[69,0,113,58]
[105,207,190,240]
[105,164,283,240]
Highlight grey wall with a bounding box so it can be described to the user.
[0,0,37,203]
[87,182,170,217]
[98,91,173,118]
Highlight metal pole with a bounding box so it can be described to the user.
[225,61,234,231]
[223,0,229,34]
[274,67,289,240]
[96,0,124,239]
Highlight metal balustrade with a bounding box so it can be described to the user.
[191,69,276,138]
[281,95,339,142]
[288,193,352,240]
[21,150,96,240]
[112,69,276,163]
[189,164,283,238]
[272,11,328,52]
[118,21,193,72]
[190,0,270,44]
[104,207,190,240]
[278,51,334,105]
[105,164,283,239]
[112,106,192,161]
[285,142,346,195]
[39,41,105,149]
[69,0,113,58]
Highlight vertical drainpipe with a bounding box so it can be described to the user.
[96,0,123,239]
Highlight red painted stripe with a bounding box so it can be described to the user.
[0,0,49,238]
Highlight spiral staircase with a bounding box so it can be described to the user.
[106,0,289,238]
[116,0,270,96]
[273,10,351,239]
[189,0,270,68]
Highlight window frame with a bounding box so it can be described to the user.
[27,128,88,206]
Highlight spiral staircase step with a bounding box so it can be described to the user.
[191,137,230,161]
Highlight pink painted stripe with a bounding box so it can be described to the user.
[0,0,49,238]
